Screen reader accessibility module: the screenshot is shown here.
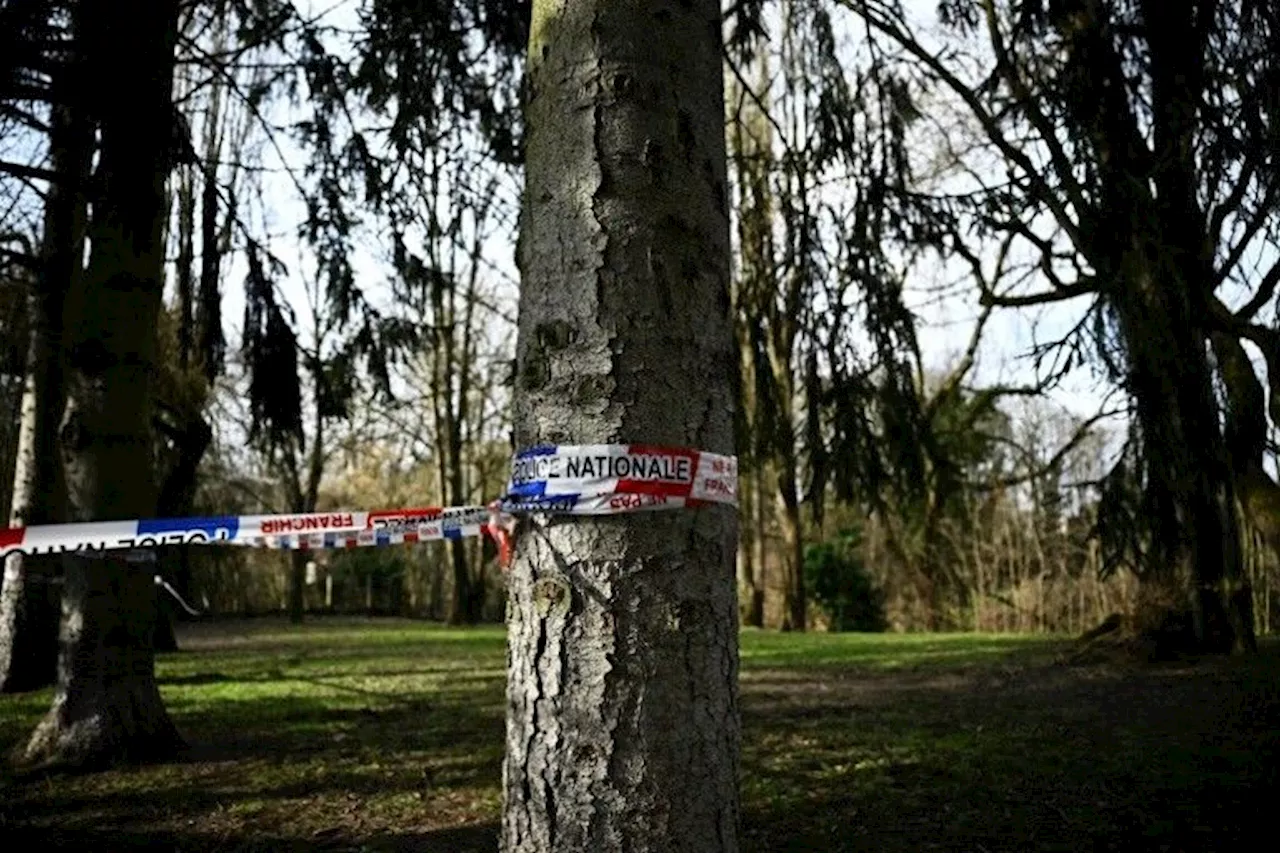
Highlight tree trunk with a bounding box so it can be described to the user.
[0,52,92,694]
[749,461,767,627]
[153,589,179,654]
[728,59,772,632]
[154,414,213,651]
[0,285,63,691]
[22,551,179,768]
[502,1,739,850]
[736,465,762,627]
[21,0,184,769]
[446,538,473,625]
[289,549,307,624]
[1111,266,1252,655]
[777,472,805,631]
[1065,0,1254,654]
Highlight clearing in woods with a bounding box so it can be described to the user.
[0,618,1276,851]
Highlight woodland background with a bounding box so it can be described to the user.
[3,0,1278,643]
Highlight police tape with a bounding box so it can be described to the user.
[499,443,737,513]
[0,505,493,560]
[0,444,737,563]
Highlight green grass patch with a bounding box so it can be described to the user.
[1,618,1276,852]
[738,627,1058,669]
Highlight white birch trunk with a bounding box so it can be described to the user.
[502,1,739,850]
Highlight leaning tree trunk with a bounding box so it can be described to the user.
[21,0,184,769]
[0,47,92,694]
[502,1,740,851]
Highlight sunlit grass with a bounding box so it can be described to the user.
[738,627,1059,669]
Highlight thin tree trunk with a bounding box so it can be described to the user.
[286,376,325,625]
[0,50,92,694]
[502,1,739,850]
[289,549,308,623]
[777,471,805,631]
[21,0,184,769]
[736,464,760,626]
[153,415,213,652]
[0,283,26,526]
[445,539,471,625]
[750,459,767,627]
[728,61,770,632]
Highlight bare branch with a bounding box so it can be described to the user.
[978,277,1095,308]
[837,0,1086,251]
[1236,257,1280,321]
[970,409,1118,492]
[0,159,56,184]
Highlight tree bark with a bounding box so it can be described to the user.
[1060,0,1253,654]
[289,549,308,624]
[445,539,473,625]
[284,382,325,624]
[502,1,740,851]
[727,60,773,631]
[20,0,184,769]
[777,465,806,632]
[0,41,92,694]
[153,414,213,652]
[749,461,767,627]
[735,463,762,627]
[1111,269,1250,654]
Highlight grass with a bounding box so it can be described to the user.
[1,618,1277,851]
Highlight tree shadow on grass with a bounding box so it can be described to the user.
[7,628,1280,853]
[738,653,1280,853]
[5,747,500,826]
[155,684,505,759]
[0,823,501,852]
[0,693,505,841]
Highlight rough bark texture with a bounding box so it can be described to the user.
[502,2,740,850]
[0,54,91,694]
[21,0,184,768]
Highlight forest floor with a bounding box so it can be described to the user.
[0,618,1276,852]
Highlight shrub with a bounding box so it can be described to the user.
[804,529,886,632]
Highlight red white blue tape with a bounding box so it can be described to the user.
[0,505,492,560]
[498,444,738,513]
[0,445,737,564]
